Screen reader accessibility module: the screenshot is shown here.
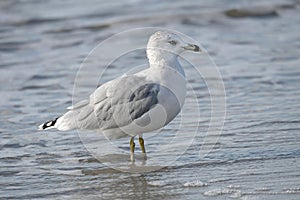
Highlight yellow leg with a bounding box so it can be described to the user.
[139,137,147,159]
[138,137,146,153]
[130,137,135,162]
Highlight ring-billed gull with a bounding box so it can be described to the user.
[39,31,201,161]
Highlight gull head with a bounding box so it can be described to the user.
[146,31,201,59]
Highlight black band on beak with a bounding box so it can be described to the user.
[183,44,201,52]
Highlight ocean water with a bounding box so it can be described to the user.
[1,0,300,199]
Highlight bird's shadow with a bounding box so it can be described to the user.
[83,153,168,174]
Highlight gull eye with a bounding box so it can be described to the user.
[168,40,177,46]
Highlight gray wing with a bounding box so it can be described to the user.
[93,75,160,130]
[58,75,160,131]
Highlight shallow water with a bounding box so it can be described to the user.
[1,0,300,199]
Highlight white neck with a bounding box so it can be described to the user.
[147,49,185,77]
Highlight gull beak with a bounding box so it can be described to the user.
[183,43,201,52]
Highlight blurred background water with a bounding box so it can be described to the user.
[1,0,300,199]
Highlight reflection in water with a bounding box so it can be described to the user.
[80,167,175,199]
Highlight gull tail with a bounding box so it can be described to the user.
[38,117,59,130]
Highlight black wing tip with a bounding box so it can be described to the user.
[39,117,59,130]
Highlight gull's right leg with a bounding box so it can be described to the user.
[130,137,135,162]
[139,136,147,160]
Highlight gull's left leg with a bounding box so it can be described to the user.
[130,137,135,162]
[139,136,147,160]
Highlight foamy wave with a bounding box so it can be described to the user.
[204,189,242,198]
[148,181,167,186]
[183,180,208,187]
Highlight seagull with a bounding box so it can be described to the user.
[39,31,201,161]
